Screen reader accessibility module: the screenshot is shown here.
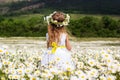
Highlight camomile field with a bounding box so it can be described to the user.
[0,37,120,80]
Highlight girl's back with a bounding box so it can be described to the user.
[46,32,67,47]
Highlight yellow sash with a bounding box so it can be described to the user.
[51,42,65,54]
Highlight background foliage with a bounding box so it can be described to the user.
[0,15,120,37]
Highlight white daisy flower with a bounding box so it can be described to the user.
[106,75,116,80]
[88,59,96,67]
[0,62,2,69]
[70,76,79,80]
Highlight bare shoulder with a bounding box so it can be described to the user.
[65,33,69,39]
[60,32,68,38]
[62,32,68,37]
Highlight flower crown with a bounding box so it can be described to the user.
[44,11,70,27]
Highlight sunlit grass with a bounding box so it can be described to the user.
[7,13,120,21]
[0,37,120,41]
[70,13,120,20]
[70,37,120,41]
[105,43,120,46]
[0,37,120,42]
[9,14,44,21]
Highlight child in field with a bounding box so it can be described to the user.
[41,11,75,71]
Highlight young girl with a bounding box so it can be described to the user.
[41,11,75,71]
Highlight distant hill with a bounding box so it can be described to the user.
[0,0,28,3]
[0,0,120,15]
[46,0,120,14]
[0,0,21,3]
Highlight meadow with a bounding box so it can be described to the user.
[0,37,120,80]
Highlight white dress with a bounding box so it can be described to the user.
[41,33,75,71]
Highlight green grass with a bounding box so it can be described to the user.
[70,13,120,20]
[7,13,120,21]
[8,14,44,21]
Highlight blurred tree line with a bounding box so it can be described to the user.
[0,15,120,37]
[69,16,120,37]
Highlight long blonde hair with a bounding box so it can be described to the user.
[47,12,67,47]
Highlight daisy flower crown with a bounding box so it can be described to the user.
[44,11,70,27]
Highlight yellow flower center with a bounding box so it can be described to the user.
[81,76,85,78]
[51,71,55,74]
[48,76,52,78]
[90,62,93,64]
[19,70,22,73]
[107,60,111,63]
[63,72,67,75]
[56,58,60,61]
[66,62,69,64]
[67,68,71,71]
[0,50,3,52]
[1,77,5,80]
[91,72,94,75]
[14,76,18,79]
[4,62,7,65]
[105,54,109,57]
[32,78,36,80]
[26,70,30,72]
[6,52,9,54]
[107,78,112,80]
